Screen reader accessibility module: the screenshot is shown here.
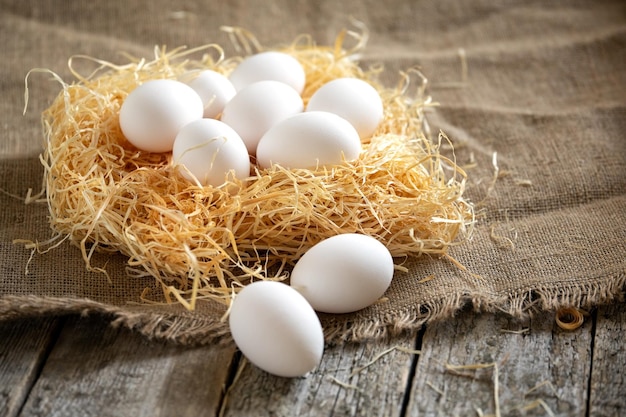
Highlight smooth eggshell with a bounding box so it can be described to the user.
[229,51,306,94]
[187,70,236,119]
[256,111,361,170]
[228,281,325,378]
[221,80,303,155]
[306,77,384,139]
[119,79,204,153]
[172,119,250,187]
[290,234,394,314]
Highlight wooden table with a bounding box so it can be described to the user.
[1,302,624,417]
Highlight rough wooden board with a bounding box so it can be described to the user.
[220,331,418,417]
[406,309,593,417]
[18,315,236,417]
[4,305,623,416]
[0,317,60,417]
[588,302,626,417]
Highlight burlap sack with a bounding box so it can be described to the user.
[1,0,624,344]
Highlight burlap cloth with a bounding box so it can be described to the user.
[1,0,625,345]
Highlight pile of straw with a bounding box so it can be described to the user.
[33,27,474,309]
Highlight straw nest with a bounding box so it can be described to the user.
[33,27,474,309]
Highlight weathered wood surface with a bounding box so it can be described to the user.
[0,318,60,417]
[408,309,593,417]
[15,316,236,417]
[220,331,417,417]
[589,304,626,417]
[1,303,624,417]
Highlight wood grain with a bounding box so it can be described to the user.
[18,315,236,417]
[2,303,624,416]
[221,332,418,417]
[588,302,626,417]
[406,309,593,417]
[0,317,60,417]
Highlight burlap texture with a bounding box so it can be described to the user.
[1,0,625,344]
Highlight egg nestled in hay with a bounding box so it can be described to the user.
[28,27,474,310]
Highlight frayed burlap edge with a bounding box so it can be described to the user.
[1,272,624,346]
[0,295,232,345]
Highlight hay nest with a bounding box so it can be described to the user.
[31,27,474,309]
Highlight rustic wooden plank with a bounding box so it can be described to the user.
[18,315,236,417]
[588,302,626,417]
[0,317,61,417]
[406,309,593,417]
[220,331,418,417]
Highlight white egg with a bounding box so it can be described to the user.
[290,234,394,314]
[228,281,325,378]
[221,80,303,155]
[256,111,361,170]
[172,119,250,187]
[186,70,236,119]
[306,78,384,139]
[229,51,306,94]
[119,79,204,153]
